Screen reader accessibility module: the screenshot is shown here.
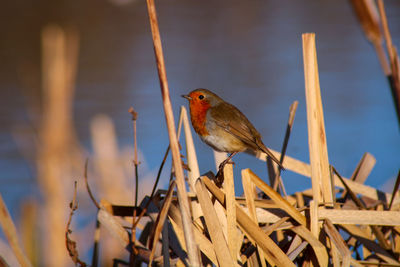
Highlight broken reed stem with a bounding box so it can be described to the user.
[302,33,334,210]
[144,1,199,264]
[272,100,298,194]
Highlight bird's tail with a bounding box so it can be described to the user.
[259,145,285,171]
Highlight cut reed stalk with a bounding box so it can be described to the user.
[302,33,334,209]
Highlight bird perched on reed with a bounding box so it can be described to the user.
[182,88,283,178]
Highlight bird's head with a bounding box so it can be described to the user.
[181,88,223,110]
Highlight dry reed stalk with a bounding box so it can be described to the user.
[20,200,38,266]
[318,209,400,225]
[0,194,32,267]
[223,164,239,262]
[272,100,298,194]
[290,225,329,266]
[378,0,400,125]
[242,170,266,267]
[195,179,236,267]
[168,203,217,265]
[243,169,306,226]
[339,224,399,264]
[180,106,200,189]
[302,33,334,210]
[91,116,131,205]
[253,148,400,205]
[309,200,319,238]
[148,181,176,265]
[334,168,391,250]
[39,24,80,267]
[349,0,390,75]
[128,107,139,266]
[341,152,376,201]
[201,176,296,266]
[144,0,200,265]
[323,219,351,267]
[179,106,203,222]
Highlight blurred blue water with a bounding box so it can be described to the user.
[0,0,399,220]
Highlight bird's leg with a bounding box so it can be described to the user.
[216,152,238,185]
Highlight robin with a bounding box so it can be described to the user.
[182,88,284,177]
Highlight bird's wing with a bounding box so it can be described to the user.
[209,102,262,151]
[209,102,284,169]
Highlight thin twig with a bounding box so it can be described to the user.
[65,181,87,267]
[132,145,170,230]
[84,159,100,210]
[272,100,298,195]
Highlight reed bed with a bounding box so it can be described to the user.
[1,0,399,267]
[62,1,400,266]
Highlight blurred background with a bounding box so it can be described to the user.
[0,0,399,266]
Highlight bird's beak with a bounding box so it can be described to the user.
[181,94,192,100]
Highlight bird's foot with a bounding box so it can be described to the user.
[215,158,235,186]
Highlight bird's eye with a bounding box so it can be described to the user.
[198,95,204,100]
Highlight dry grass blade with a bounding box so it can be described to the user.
[0,194,32,267]
[148,181,176,266]
[201,176,296,266]
[244,169,307,226]
[302,32,334,208]
[323,219,351,267]
[145,0,200,264]
[195,178,236,267]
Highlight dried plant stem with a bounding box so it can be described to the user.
[302,33,334,213]
[144,1,199,265]
[378,0,400,126]
[128,107,139,266]
[0,194,32,267]
[272,100,298,194]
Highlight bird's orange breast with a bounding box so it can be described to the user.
[189,102,210,136]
